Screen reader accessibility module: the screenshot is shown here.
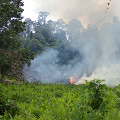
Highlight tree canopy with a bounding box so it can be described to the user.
[0,0,26,50]
[0,0,34,81]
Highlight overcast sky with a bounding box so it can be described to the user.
[22,0,120,28]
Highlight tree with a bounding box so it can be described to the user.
[67,19,83,41]
[0,0,35,81]
[28,39,44,54]
[0,0,26,50]
[55,19,67,32]
[40,24,53,43]
[38,12,49,26]
[24,18,34,38]
[33,28,46,44]
[67,19,83,33]
[30,31,33,40]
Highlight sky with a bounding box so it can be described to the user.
[22,0,120,28]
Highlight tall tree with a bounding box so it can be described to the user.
[24,18,34,38]
[0,0,35,81]
[38,12,49,26]
[67,19,83,43]
[0,0,26,50]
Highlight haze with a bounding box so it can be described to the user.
[22,0,120,28]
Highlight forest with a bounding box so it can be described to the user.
[1,0,120,119]
[21,12,120,85]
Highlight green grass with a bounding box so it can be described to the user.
[0,80,120,120]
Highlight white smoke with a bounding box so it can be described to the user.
[23,48,83,83]
[76,17,120,86]
[23,16,120,86]
[23,0,120,28]
[77,64,120,86]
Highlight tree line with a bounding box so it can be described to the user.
[1,0,120,81]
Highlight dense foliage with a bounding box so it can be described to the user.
[0,79,120,119]
[0,48,34,81]
[0,0,25,50]
[0,0,35,80]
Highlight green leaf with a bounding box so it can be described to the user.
[98,98,103,104]
[0,115,3,119]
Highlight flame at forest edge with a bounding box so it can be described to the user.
[70,76,77,84]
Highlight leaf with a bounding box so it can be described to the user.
[0,115,3,119]
[94,93,99,99]
[101,102,106,111]
[98,98,103,104]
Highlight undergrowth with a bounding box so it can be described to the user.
[0,79,120,119]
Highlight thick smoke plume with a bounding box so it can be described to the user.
[23,47,84,84]
[23,16,120,86]
[77,64,120,86]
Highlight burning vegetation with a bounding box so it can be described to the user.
[70,76,78,84]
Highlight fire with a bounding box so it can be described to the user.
[70,76,77,84]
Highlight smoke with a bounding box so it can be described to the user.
[22,15,120,86]
[23,0,120,28]
[23,49,62,83]
[76,17,120,86]
[23,48,84,83]
[77,64,120,86]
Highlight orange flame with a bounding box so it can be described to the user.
[70,76,77,84]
